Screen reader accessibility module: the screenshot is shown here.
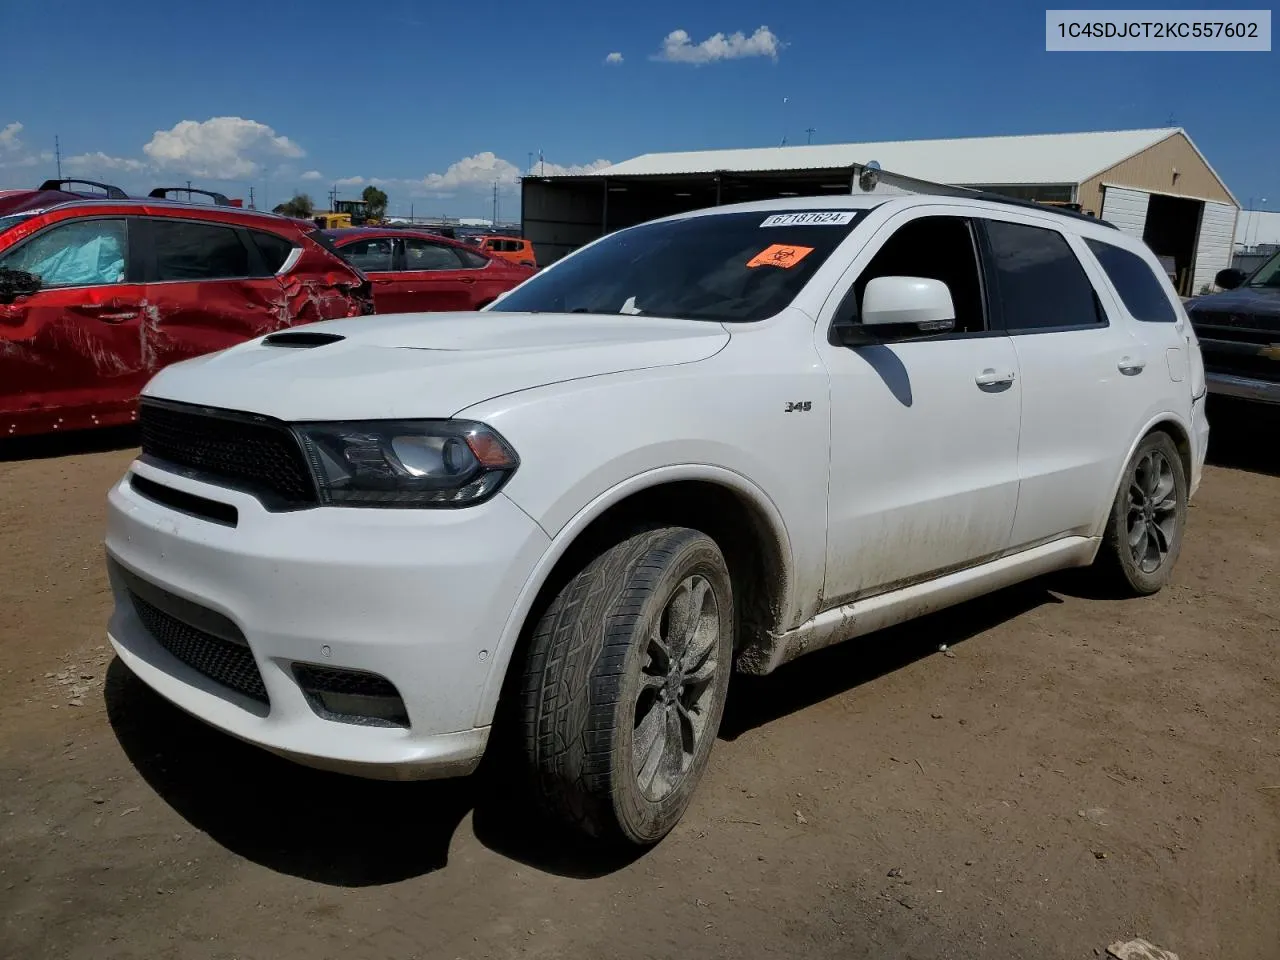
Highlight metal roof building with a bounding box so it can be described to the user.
[521,127,1239,294]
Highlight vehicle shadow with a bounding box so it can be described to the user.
[720,580,1061,740]
[104,658,643,885]
[1204,396,1280,477]
[105,580,1064,885]
[0,425,138,462]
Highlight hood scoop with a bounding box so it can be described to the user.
[262,331,346,348]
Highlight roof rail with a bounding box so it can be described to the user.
[148,187,234,206]
[38,178,128,199]
[966,190,1117,228]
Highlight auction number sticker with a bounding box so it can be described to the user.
[759,211,856,227]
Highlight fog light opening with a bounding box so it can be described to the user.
[292,663,410,728]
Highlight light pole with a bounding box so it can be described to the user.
[1250,198,1268,247]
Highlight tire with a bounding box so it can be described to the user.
[519,527,734,845]
[1094,431,1188,596]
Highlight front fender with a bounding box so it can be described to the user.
[472,464,796,729]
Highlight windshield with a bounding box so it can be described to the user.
[1246,249,1280,288]
[0,213,35,236]
[490,209,868,322]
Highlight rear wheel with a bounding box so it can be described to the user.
[519,527,733,845]
[1094,431,1188,596]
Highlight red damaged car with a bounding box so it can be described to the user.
[0,184,373,438]
[325,227,533,313]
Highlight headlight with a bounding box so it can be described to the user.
[293,420,519,508]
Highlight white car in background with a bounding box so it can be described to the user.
[104,193,1209,847]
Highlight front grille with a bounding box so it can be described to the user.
[130,592,269,705]
[139,399,317,509]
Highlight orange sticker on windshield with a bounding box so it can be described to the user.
[747,244,814,269]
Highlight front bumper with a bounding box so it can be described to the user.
[105,458,550,780]
[1206,371,1280,404]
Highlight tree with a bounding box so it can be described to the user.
[272,193,314,219]
[361,185,388,221]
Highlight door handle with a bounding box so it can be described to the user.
[975,368,1016,387]
[458,277,477,285]
[78,301,140,323]
[1117,356,1146,375]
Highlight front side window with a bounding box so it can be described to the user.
[491,210,867,323]
[339,237,393,272]
[984,220,1104,332]
[846,216,986,333]
[456,247,489,269]
[1085,239,1177,323]
[152,219,250,282]
[1245,249,1280,289]
[0,218,126,287]
[401,238,464,271]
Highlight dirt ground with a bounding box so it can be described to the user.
[1,397,1277,960]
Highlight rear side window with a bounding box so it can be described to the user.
[250,230,297,273]
[984,220,1104,332]
[0,218,126,287]
[152,220,249,281]
[1085,239,1177,323]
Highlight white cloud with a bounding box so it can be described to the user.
[334,175,365,187]
[605,51,624,64]
[421,152,521,192]
[654,26,780,64]
[531,158,612,176]
[300,169,324,180]
[65,151,149,173]
[0,121,23,153]
[143,117,305,179]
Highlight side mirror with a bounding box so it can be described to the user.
[0,268,41,305]
[1214,268,1246,290]
[831,276,956,346]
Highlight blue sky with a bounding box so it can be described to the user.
[1,0,1275,217]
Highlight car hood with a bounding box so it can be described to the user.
[142,311,731,421]
[1185,285,1280,322]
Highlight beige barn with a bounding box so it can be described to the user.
[522,127,1238,294]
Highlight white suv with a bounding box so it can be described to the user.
[105,194,1210,846]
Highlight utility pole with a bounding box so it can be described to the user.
[54,135,62,179]
[805,127,816,144]
[328,186,338,212]
[248,186,255,210]
[186,180,192,201]
[492,181,499,224]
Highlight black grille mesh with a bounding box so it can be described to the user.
[139,400,316,508]
[131,592,268,704]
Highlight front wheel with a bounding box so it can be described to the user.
[519,527,733,845]
[1094,431,1188,596]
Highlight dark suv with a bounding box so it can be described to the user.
[0,189,373,438]
[1184,253,1280,405]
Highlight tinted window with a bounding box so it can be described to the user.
[152,220,249,281]
[456,247,490,269]
[985,221,1103,331]
[492,210,867,323]
[402,238,464,271]
[0,218,126,287]
[251,230,296,273]
[1084,239,1177,323]
[339,237,392,272]
[849,216,985,333]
